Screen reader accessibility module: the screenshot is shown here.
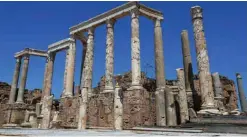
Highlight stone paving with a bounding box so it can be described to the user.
[0,129,246,137]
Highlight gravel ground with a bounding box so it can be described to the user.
[0,128,246,137]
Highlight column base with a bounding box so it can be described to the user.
[197,108,220,115]
[15,101,24,104]
[127,85,143,91]
[102,88,114,93]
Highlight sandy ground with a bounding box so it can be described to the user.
[0,128,246,137]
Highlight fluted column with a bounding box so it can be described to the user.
[236,73,247,112]
[191,6,218,114]
[9,58,22,103]
[176,68,189,124]
[104,19,115,93]
[130,9,142,89]
[16,55,30,103]
[63,40,76,97]
[181,30,194,109]
[78,28,95,130]
[154,19,166,126]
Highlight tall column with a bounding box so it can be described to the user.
[212,72,226,113]
[79,42,87,88]
[104,19,115,93]
[42,60,48,99]
[64,40,76,97]
[16,55,30,103]
[114,83,123,130]
[43,53,56,97]
[191,6,218,114]
[236,73,247,112]
[181,30,194,109]
[62,50,69,96]
[9,58,22,104]
[154,19,166,126]
[176,68,189,124]
[78,28,95,130]
[130,9,142,89]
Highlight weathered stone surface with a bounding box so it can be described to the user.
[9,58,21,104]
[236,73,247,112]
[41,95,53,129]
[114,84,123,130]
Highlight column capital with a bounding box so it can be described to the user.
[23,54,30,60]
[106,19,116,28]
[15,57,21,63]
[130,8,140,19]
[236,73,242,79]
[88,27,95,36]
[191,6,203,20]
[154,18,162,27]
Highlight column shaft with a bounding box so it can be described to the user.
[181,30,194,109]
[64,41,76,97]
[176,68,189,124]
[42,60,48,99]
[62,50,69,96]
[104,19,115,92]
[130,9,141,89]
[236,73,247,112]
[16,55,30,103]
[154,19,166,126]
[9,58,21,103]
[78,28,95,130]
[191,6,217,113]
[114,83,123,130]
[79,42,87,89]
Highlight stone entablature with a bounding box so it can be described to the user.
[15,48,47,58]
[69,2,163,35]
[48,38,75,53]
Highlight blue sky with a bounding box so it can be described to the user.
[0,2,246,103]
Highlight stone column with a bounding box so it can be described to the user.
[154,19,166,126]
[9,58,22,104]
[78,28,95,130]
[64,40,76,97]
[176,68,189,124]
[16,55,30,103]
[62,50,69,96]
[79,41,87,88]
[236,73,247,112]
[130,9,142,89]
[212,72,226,113]
[191,6,218,114]
[181,30,194,109]
[114,83,123,130]
[104,19,115,93]
[42,60,48,99]
[43,53,56,97]
[165,88,177,126]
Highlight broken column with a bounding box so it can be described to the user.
[16,55,30,103]
[176,68,189,124]
[78,28,95,130]
[181,30,194,109]
[104,19,115,93]
[114,83,123,130]
[9,57,21,104]
[165,88,177,126]
[212,72,227,114]
[64,40,76,97]
[130,9,142,90]
[236,73,247,112]
[191,6,218,114]
[154,18,166,126]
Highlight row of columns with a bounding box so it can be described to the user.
[9,55,30,104]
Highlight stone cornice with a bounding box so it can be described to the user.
[15,48,47,58]
[69,2,163,35]
[48,38,75,53]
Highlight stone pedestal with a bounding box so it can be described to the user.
[165,88,177,126]
[114,84,123,130]
[41,95,53,129]
[21,111,37,128]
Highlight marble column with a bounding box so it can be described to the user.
[154,19,166,126]
[64,40,76,97]
[9,58,21,104]
[104,19,115,93]
[79,41,87,89]
[212,72,226,113]
[176,68,189,124]
[130,9,142,89]
[114,83,123,130]
[236,73,247,112]
[62,50,69,96]
[181,30,194,109]
[191,6,218,114]
[16,55,30,103]
[43,53,56,97]
[42,60,48,99]
[78,28,95,130]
